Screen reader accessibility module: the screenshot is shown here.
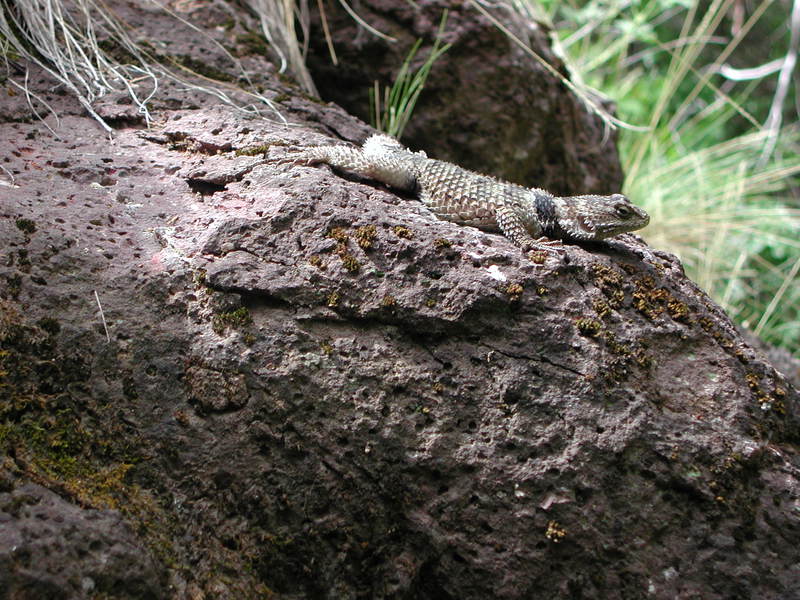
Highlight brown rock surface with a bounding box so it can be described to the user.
[1,2,799,599]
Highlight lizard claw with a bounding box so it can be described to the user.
[524,237,565,264]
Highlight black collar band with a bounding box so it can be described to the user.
[534,193,560,238]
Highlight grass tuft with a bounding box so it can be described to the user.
[370,11,451,139]
[535,0,800,355]
[0,0,286,131]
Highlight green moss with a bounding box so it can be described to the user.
[592,263,626,308]
[592,298,611,318]
[545,520,566,543]
[328,227,350,243]
[599,331,653,382]
[172,54,236,82]
[309,255,325,270]
[15,218,36,234]
[529,250,548,264]
[667,299,690,321]
[235,144,272,157]
[381,294,397,308]
[212,307,252,334]
[96,38,140,65]
[0,302,181,568]
[236,31,270,56]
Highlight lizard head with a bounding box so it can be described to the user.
[557,193,650,240]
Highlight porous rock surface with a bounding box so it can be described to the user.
[0,481,164,599]
[2,2,800,600]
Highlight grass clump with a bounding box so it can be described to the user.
[536,0,800,354]
[369,11,451,139]
[0,0,286,132]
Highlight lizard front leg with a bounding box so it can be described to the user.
[495,205,564,254]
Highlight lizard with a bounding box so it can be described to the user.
[281,134,649,254]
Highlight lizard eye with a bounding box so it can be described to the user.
[615,204,633,218]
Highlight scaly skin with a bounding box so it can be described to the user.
[285,135,649,253]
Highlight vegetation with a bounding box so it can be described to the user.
[533,0,800,355]
[0,0,285,131]
[369,11,451,139]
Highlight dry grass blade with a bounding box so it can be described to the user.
[247,0,318,95]
[0,0,287,130]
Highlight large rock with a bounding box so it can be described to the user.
[1,1,799,599]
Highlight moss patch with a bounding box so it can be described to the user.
[0,300,180,570]
[15,218,36,234]
[212,307,253,334]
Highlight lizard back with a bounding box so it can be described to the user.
[414,159,533,231]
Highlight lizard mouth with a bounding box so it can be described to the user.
[568,215,597,240]
[595,212,650,238]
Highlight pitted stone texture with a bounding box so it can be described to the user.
[0,483,164,600]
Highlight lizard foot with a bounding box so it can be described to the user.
[525,237,565,264]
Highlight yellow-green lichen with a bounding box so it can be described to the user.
[433,238,452,250]
[576,318,602,337]
[506,283,524,301]
[355,225,377,250]
[392,225,413,239]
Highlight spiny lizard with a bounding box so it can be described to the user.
[284,134,649,253]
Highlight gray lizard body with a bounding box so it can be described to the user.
[287,134,649,252]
